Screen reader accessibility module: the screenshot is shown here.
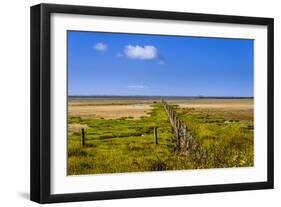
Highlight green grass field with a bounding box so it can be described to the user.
[176,105,254,168]
[67,99,254,175]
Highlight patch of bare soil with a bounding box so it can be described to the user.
[68,123,89,133]
[177,101,253,110]
[68,103,152,119]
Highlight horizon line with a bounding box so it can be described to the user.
[68,94,254,98]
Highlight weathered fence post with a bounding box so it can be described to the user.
[177,127,181,148]
[161,100,206,159]
[154,127,158,145]
[183,125,186,139]
[81,128,85,147]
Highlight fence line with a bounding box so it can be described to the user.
[162,100,207,163]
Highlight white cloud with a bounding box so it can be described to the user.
[94,42,108,52]
[128,85,149,89]
[123,45,158,60]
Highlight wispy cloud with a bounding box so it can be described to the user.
[128,85,149,89]
[94,42,108,52]
[157,54,165,64]
[116,52,123,58]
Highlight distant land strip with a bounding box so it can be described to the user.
[68,95,254,100]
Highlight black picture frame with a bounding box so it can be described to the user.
[30,3,274,204]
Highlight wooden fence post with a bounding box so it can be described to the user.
[81,128,85,147]
[183,125,186,139]
[154,127,158,145]
[177,127,181,148]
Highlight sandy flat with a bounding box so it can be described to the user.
[68,123,89,133]
[175,100,253,110]
[68,103,152,119]
[177,103,253,110]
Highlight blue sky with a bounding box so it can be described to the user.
[68,31,254,97]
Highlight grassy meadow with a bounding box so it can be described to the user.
[174,99,254,168]
[67,98,254,175]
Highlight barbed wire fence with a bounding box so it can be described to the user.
[162,100,207,165]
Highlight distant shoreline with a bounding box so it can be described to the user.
[69,95,253,100]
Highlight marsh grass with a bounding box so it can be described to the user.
[67,102,254,175]
[176,106,254,168]
[68,104,194,175]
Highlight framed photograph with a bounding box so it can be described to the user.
[30,3,274,203]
